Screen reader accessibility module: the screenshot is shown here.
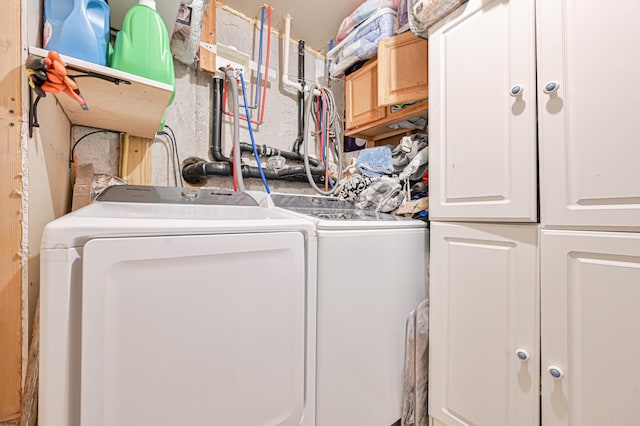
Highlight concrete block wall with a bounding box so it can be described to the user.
[75,5,344,194]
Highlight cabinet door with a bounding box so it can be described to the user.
[541,230,640,426]
[538,0,640,230]
[344,60,386,129]
[428,0,538,222]
[377,31,428,106]
[430,222,539,426]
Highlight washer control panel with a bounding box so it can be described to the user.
[96,185,258,206]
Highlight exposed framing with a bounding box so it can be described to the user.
[0,0,24,421]
[198,0,217,74]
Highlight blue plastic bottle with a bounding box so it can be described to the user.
[43,0,110,66]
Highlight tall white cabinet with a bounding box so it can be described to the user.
[428,0,537,222]
[428,0,640,425]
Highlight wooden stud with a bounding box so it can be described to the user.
[0,0,24,421]
[198,0,217,75]
[121,134,153,185]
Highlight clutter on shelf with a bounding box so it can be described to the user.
[334,132,429,221]
[327,7,398,78]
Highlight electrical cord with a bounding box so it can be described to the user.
[162,125,183,187]
[157,130,182,187]
[70,129,122,163]
[152,134,176,186]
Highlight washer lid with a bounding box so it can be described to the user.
[270,193,355,210]
[268,193,427,230]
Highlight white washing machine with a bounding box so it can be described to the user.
[39,185,318,426]
[254,193,429,426]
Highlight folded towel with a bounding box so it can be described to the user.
[356,146,394,177]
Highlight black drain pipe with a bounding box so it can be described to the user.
[210,74,318,165]
[238,143,320,167]
[186,61,326,186]
[292,40,305,154]
[210,77,230,162]
[182,157,326,186]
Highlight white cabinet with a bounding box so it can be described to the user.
[430,0,640,229]
[537,0,640,230]
[429,1,640,425]
[428,0,538,222]
[429,222,539,426]
[541,230,640,426]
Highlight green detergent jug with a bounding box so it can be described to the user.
[111,0,175,129]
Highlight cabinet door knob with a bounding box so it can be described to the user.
[510,85,524,97]
[544,81,560,94]
[516,349,530,360]
[547,365,565,379]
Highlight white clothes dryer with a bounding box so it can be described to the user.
[254,193,429,426]
[39,185,317,426]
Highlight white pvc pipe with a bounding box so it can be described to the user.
[282,14,321,96]
[282,14,302,93]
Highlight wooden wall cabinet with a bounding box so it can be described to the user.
[377,31,428,106]
[345,31,428,141]
[345,60,386,129]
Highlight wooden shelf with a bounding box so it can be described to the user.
[29,47,173,138]
[345,101,428,141]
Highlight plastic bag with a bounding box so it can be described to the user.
[408,0,467,38]
[335,0,403,43]
[171,0,211,65]
[401,299,430,426]
[356,176,405,212]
